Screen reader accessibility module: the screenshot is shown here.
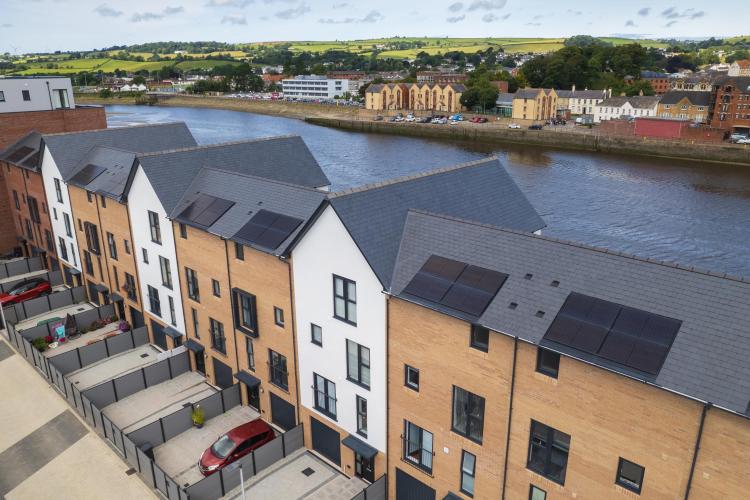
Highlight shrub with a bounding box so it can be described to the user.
[32,337,49,352]
[192,405,205,427]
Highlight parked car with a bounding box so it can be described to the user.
[528,124,544,130]
[417,116,432,123]
[405,113,416,122]
[737,137,750,144]
[0,278,51,306]
[508,123,521,129]
[373,115,383,121]
[199,419,275,476]
[730,133,749,143]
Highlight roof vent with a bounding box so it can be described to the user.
[535,310,545,318]
[551,280,560,287]
[524,273,533,280]
[509,302,518,310]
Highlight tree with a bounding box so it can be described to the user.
[726,49,750,63]
[132,75,146,85]
[623,80,654,96]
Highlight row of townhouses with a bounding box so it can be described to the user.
[2,122,749,499]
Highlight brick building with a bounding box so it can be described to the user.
[657,91,712,123]
[710,76,750,134]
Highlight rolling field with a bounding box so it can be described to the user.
[10,58,241,75]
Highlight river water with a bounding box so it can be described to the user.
[106,105,750,277]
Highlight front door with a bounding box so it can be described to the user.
[245,384,260,412]
[129,306,145,329]
[88,281,100,305]
[115,301,125,320]
[194,351,206,375]
[355,453,375,483]
[151,320,168,350]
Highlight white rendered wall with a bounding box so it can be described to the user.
[40,146,80,271]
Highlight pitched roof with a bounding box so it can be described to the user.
[42,123,197,180]
[597,96,661,109]
[328,157,545,287]
[67,147,137,202]
[170,167,326,256]
[0,132,43,171]
[136,135,330,213]
[496,92,515,104]
[659,91,712,106]
[391,210,750,416]
[514,88,544,99]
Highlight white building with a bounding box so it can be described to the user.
[557,86,609,115]
[728,60,750,77]
[0,76,74,113]
[593,96,661,123]
[282,75,351,99]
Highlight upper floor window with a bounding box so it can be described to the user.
[12,190,20,210]
[168,296,176,326]
[346,340,370,389]
[83,222,100,254]
[234,242,244,260]
[0,91,4,102]
[405,365,419,391]
[212,279,221,297]
[124,273,137,302]
[403,420,433,473]
[28,197,40,223]
[616,458,645,494]
[147,285,161,316]
[333,275,356,325]
[159,256,172,289]
[452,386,485,444]
[460,451,476,497]
[142,248,149,264]
[313,372,336,419]
[356,396,368,437]
[179,223,187,239]
[63,213,72,237]
[148,210,161,244]
[22,90,30,101]
[58,237,68,261]
[232,289,258,336]
[311,323,322,346]
[55,89,70,109]
[107,232,117,260]
[274,307,284,327]
[185,267,200,302]
[536,348,560,379]
[470,325,489,352]
[527,420,570,485]
[246,337,255,371]
[209,318,226,353]
[269,350,289,390]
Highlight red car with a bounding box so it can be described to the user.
[0,278,51,306]
[199,419,275,476]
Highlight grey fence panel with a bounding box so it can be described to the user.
[220,452,256,494]
[352,491,365,500]
[92,403,104,434]
[22,295,50,319]
[5,323,18,347]
[20,324,49,340]
[79,340,108,367]
[166,477,180,500]
[128,420,164,447]
[48,270,64,286]
[254,437,284,473]
[74,309,100,331]
[84,381,117,408]
[49,350,81,375]
[113,369,146,401]
[98,303,115,320]
[284,424,304,452]
[137,448,155,488]
[62,377,76,406]
[184,472,222,500]
[81,395,95,427]
[153,464,169,498]
[178,486,190,500]
[143,359,170,387]
[0,265,6,279]
[169,351,190,377]
[132,326,148,346]
[0,278,23,294]
[5,257,34,276]
[162,405,193,442]
[103,415,114,442]
[123,435,140,470]
[113,425,125,455]
[197,391,223,420]
[3,306,19,326]
[72,286,87,303]
[106,332,134,356]
[49,289,74,310]
[71,384,83,415]
[368,474,387,500]
[222,384,241,410]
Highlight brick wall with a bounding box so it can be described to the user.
[0,106,107,149]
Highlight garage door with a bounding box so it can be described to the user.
[270,392,296,431]
[396,468,436,500]
[212,358,233,389]
[311,417,340,466]
[150,320,168,350]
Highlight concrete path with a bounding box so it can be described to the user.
[66,344,159,390]
[0,337,156,499]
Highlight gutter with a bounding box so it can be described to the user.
[501,336,518,500]
[684,402,710,500]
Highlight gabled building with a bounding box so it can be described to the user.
[556,87,608,116]
[710,76,750,134]
[512,89,558,121]
[365,83,465,112]
[657,91,712,123]
[593,96,661,123]
[291,157,544,483]
[387,210,750,500]
[728,60,750,77]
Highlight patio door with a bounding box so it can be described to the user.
[355,453,375,483]
[245,384,260,412]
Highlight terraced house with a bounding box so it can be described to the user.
[386,210,750,500]
[657,91,712,123]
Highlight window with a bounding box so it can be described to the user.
[83,222,100,254]
[45,230,54,252]
[0,90,4,102]
[403,420,433,473]
[527,420,571,485]
[234,242,244,260]
[107,232,117,260]
[269,350,289,390]
[470,325,489,352]
[460,451,476,497]
[210,318,226,353]
[100,195,107,208]
[63,213,72,237]
[24,219,33,239]
[333,275,357,325]
[246,337,255,370]
[179,223,187,239]
[529,485,547,500]
[311,324,322,346]
[87,191,93,203]
[232,289,258,335]
[356,396,368,437]
[159,257,172,289]
[22,90,30,101]
[536,348,560,378]
[12,190,20,210]
[148,210,161,244]
[54,179,63,203]
[212,279,221,297]
[616,458,645,494]
[70,244,77,266]
[274,307,284,326]
[186,267,200,301]
[142,248,149,264]
[83,250,94,275]
[452,386,485,443]
[124,273,137,301]
[191,308,199,338]
[346,340,370,389]
[55,89,70,108]
[124,239,130,254]
[405,365,419,391]
[147,285,161,316]
[58,237,68,261]
[168,296,176,326]
[28,197,40,223]
[313,372,336,418]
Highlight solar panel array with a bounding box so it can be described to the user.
[233,209,303,250]
[5,146,35,164]
[178,193,235,228]
[543,292,682,376]
[70,164,106,186]
[402,255,508,317]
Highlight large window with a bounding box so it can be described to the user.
[333,275,357,325]
[616,458,645,494]
[269,350,289,390]
[452,386,485,443]
[58,237,68,261]
[356,396,367,437]
[124,273,137,302]
[313,372,337,419]
[246,337,255,371]
[147,285,161,316]
[536,348,560,379]
[346,340,370,389]
[185,267,200,301]
[232,289,258,335]
[148,210,161,244]
[28,197,40,223]
[106,232,117,260]
[83,222,100,254]
[527,420,571,485]
[403,420,433,473]
[460,451,476,497]
[210,318,226,354]
[159,256,172,289]
[83,250,94,276]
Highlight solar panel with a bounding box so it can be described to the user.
[232,209,303,250]
[5,146,35,163]
[178,194,235,228]
[21,150,41,169]
[543,292,682,376]
[71,164,106,185]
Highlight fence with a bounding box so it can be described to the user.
[0,268,63,294]
[16,302,116,341]
[0,255,44,280]
[352,474,388,500]
[47,326,149,375]
[2,285,86,328]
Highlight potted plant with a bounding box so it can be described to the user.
[192,404,205,429]
[119,320,130,333]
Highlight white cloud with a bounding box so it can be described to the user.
[221,14,247,24]
[275,3,310,19]
[319,10,383,24]
[94,4,123,17]
[446,15,465,23]
[207,0,254,7]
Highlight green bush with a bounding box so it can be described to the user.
[32,337,49,352]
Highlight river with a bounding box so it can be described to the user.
[106,105,750,277]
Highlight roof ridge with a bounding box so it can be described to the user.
[42,121,187,138]
[328,157,500,199]
[136,134,301,158]
[197,166,325,194]
[407,209,750,285]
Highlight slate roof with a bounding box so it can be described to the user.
[42,123,197,180]
[495,92,515,105]
[391,210,750,416]
[67,146,137,202]
[328,157,545,287]
[0,132,43,171]
[136,135,330,214]
[659,91,712,106]
[514,88,545,99]
[170,167,326,257]
[560,89,608,100]
[597,96,661,109]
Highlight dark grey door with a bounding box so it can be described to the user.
[88,281,99,305]
[212,358,233,389]
[396,468,436,500]
[270,392,295,431]
[311,417,340,466]
[129,306,145,329]
[150,320,167,350]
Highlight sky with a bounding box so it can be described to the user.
[0,0,747,54]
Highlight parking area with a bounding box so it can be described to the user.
[67,344,160,390]
[14,302,93,332]
[103,371,216,433]
[155,405,261,487]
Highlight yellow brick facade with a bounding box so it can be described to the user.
[366,83,464,112]
[658,97,709,123]
[512,89,559,121]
